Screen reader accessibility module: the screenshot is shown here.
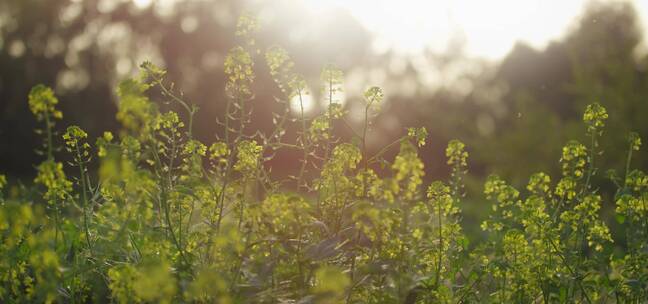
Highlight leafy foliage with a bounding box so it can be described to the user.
[1,15,647,304]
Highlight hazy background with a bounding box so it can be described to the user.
[2,0,648,239]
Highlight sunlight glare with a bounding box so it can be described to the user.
[301,0,615,59]
[133,0,153,8]
[290,90,315,114]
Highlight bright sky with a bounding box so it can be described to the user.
[130,0,648,60]
[128,0,648,112]
[302,0,648,60]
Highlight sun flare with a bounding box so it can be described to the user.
[133,0,153,8]
[290,91,316,114]
[302,0,647,59]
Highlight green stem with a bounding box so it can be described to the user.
[367,138,403,165]
[54,203,60,249]
[623,142,634,188]
[547,236,592,304]
[153,75,196,139]
[436,197,443,290]
[583,131,596,194]
[44,113,54,160]
[161,185,190,268]
[76,144,92,252]
[296,89,309,191]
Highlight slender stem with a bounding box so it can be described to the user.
[225,97,232,144]
[54,203,60,249]
[296,89,309,191]
[547,236,592,304]
[154,129,191,269]
[348,100,370,304]
[161,184,190,268]
[316,80,337,213]
[623,142,634,188]
[326,75,335,158]
[583,132,596,194]
[367,138,403,165]
[212,91,236,238]
[436,197,443,289]
[76,144,92,252]
[215,86,246,234]
[361,102,371,196]
[455,269,485,304]
[44,114,54,160]
[340,118,363,139]
[153,76,196,139]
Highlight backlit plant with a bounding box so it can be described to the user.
[1,15,646,304]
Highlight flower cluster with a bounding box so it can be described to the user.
[583,102,608,135]
[1,15,646,304]
[233,140,262,179]
[28,85,62,121]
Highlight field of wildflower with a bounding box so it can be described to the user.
[1,16,647,303]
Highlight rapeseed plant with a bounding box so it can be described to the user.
[1,14,646,304]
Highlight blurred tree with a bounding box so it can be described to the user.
[462,2,648,187]
[0,0,371,179]
[566,2,648,174]
[0,0,245,178]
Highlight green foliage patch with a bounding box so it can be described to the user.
[1,15,647,304]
